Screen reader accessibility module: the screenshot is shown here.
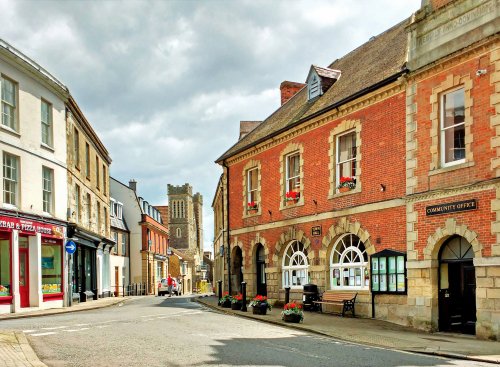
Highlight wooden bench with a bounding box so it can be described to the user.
[314,292,357,317]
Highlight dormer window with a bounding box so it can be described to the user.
[306,65,341,101]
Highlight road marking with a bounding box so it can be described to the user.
[75,323,89,326]
[64,328,90,332]
[140,314,161,318]
[42,326,67,330]
[23,330,35,333]
[30,332,57,337]
[96,325,110,329]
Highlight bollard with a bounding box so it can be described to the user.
[285,286,290,305]
[218,280,222,301]
[241,281,247,312]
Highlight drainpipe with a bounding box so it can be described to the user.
[223,160,231,295]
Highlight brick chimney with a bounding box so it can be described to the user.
[129,179,137,192]
[422,0,455,10]
[280,81,306,105]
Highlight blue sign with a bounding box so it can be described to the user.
[65,240,77,254]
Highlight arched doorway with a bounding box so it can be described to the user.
[438,235,476,335]
[255,244,267,296]
[232,247,243,293]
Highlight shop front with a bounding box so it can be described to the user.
[0,213,66,314]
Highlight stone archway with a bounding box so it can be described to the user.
[249,234,269,296]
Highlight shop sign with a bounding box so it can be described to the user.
[311,226,322,237]
[0,215,64,238]
[426,199,477,216]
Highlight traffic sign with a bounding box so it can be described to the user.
[65,240,77,254]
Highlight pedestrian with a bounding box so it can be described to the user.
[167,274,173,297]
[177,277,182,295]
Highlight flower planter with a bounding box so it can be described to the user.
[248,209,258,214]
[338,187,351,193]
[231,302,242,310]
[220,299,231,308]
[252,303,269,315]
[282,313,302,323]
[286,200,297,206]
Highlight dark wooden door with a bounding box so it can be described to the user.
[256,245,267,296]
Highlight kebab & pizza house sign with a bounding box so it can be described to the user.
[0,216,64,238]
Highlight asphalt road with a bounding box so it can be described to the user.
[0,296,494,367]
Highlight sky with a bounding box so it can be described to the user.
[0,0,421,253]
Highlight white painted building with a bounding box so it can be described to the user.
[0,39,69,313]
[110,197,130,296]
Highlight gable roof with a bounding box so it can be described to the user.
[216,18,410,163]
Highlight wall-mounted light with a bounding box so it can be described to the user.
[380,184,386,192]
[476,69,487,76]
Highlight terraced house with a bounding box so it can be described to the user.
[215,0,500,339]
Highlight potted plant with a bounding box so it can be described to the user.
[281,302,304,323]
[231,293,243,310]
[285,191,300,205]
[337,176,356,193]
[247,201,258,212]
[250,295,272,315]
[219,291,232,308]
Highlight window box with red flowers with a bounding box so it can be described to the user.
[337,176,356,193]
[231,293,243,310]
[247,201,258,213]
[285,191,300,205]
[219,291,232,308]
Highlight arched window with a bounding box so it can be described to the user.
[330,234,368,289]
[176,228,181,238]
[282,240,308,289]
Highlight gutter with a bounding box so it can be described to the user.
[216,70,407,163]
[222,160,231,295]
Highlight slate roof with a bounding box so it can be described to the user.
[111,215,128,232]
[216,18,410,163]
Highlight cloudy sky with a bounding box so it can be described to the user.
[1,0,420,252]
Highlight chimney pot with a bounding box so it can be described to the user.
[129,179,137,191]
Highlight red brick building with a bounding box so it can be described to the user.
[215,0,500,339]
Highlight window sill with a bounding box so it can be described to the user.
[0,125,20,137]
[43,292,63,301]
[40,143,54,152]
[2,203,18,210]
[329,187,361,199]
[280,199,304,210]
[428,161,475,176]
[243,210,261,218]
[0,296,13,304]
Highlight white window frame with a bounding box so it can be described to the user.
[41,99,53,147]
[336,130,356,188]
[1,76,17,132]
[330,233,368,290]
[42,166,53,214]
[285,152,300,193]
[3,152,18,207]
[110,199,116,217]
[282,240,308,289]
[247,167,258,205]
[440,87,466,167]
[121,233,126,256]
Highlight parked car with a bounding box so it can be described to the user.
[158,278,179,296]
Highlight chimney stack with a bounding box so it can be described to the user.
[129,179,137,192]
[280,81,306,105]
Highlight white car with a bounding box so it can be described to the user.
[158,278,179,296]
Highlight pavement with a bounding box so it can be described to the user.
[196,295,500,365]
[1,294,500,366]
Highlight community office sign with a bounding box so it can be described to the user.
[426,199,477,216]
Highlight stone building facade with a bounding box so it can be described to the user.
[66,96,113,302]
[167,183,203,293]
[215,0,500,340]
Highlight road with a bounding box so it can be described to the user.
[0,296,494,367]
